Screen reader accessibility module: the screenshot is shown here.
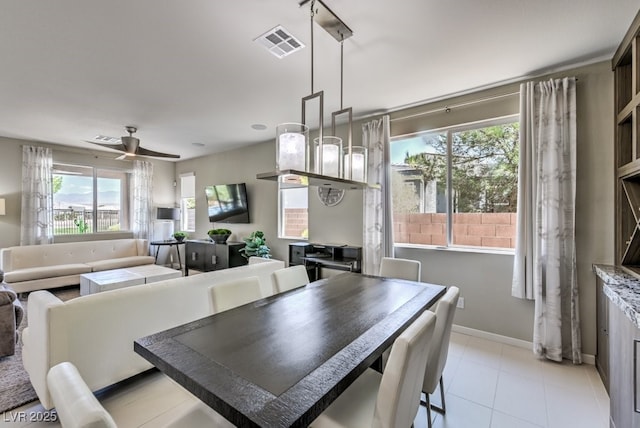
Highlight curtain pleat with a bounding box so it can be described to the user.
[362,115,392,275]
[131,160,153,240]
[20,146,54,245]
[512,77,581,363]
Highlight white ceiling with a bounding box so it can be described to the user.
[0,0,637,161]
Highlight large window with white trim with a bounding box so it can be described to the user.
[52,164,130,235]
[391,116,519,250]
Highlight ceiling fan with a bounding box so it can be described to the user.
[86,126,180,159]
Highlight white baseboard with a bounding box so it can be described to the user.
[452,324,595,365]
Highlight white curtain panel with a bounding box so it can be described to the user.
[131,160,153,240]
[20,145,54,245]
[512,77,580,363]
[362,115,393,275]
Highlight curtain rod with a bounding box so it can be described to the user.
[390,77,579,123]
[390,91,519,123]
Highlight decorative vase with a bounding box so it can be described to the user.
[209,234,230,244]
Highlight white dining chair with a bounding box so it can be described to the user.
[272,265,310,293]
[379,257,422,281]
[309,310,436,428]
[421,286,460,428]
[47,362,234,428]
[209,276,263,313]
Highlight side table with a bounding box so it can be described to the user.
[150,240,185,271]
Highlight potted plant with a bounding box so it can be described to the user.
[173,231,188,242]
[239,230,271,259]
[208,228,232,244]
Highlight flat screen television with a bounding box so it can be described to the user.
[205,183,250,223]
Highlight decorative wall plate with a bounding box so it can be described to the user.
[317,187,345,207]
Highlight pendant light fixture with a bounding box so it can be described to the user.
[331,34,367,183]
[275,0,354,180]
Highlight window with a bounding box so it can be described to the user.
[278,177,308,239]
[52,164,130,235]
[391,117,519,250]
[180,173,195,232]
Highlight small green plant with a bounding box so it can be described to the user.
[173,231,188,241]
[239,231,271,259]
[208,228,232,243]
[74,217,89,233]
[208,228,231,235]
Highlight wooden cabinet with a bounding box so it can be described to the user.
[596,277,609,393]
[615,12,640,273]
[185,240,246,275]
[608,299,640,428]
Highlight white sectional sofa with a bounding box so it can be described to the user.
[0,239,155,293]
[21,258,285,410]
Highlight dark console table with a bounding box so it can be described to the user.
[184,240,246,276]
[289,242,362,281]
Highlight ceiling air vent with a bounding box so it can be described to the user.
[93,135,120,144]
[255,25,305,59]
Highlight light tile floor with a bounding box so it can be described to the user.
[0,332,609,428]
[413,332,609,428]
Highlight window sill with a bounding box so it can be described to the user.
[394,242,515,256]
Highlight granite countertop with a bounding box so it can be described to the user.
[593,264,640,328]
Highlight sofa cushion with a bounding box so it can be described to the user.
[1,239,149,271]
[4,264,92,283]
[86,256,156,272]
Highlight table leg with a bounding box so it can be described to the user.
[154,245,160,264]
[176,244,183,272]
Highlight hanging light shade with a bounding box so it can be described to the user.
[274,1,353,179]
[314,136,343,178]
[276,123,309,171]
[344,146,367,182]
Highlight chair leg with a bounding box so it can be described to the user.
[439,375,446,414]
[425,393,433,428]
[420,376,446,427]
[427,375,446,415]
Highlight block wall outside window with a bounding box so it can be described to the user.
[283,208,308,239]
[393,212,517,249]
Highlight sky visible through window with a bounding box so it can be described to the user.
[391,136,438,164]
[54,175,121,209]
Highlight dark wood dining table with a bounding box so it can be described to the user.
[134,272,446,428]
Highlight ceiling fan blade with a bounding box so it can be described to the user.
[136,146,180,159]
[85,141,128,152]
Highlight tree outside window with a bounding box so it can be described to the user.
[391,119,519,249]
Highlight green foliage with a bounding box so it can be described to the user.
[239,231,271,259]
[74,217,89,233]
[401,123,519,213]
[173,231,188,239]
[208,228,231,235]
[52,176,63,194]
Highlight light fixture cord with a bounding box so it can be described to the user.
[310,0,316,94]
[340,36,344,110]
